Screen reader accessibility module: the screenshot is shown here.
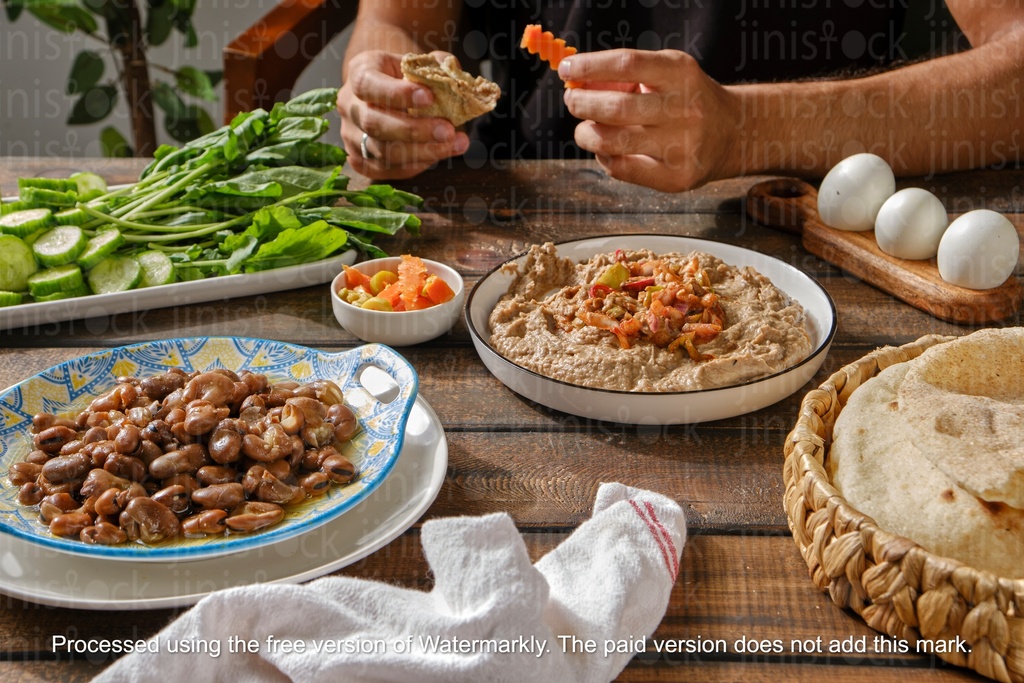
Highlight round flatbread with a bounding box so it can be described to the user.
[830,361,1024,578]
[898,328,1024,508]
[401,54,500,127]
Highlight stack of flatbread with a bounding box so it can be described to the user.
[830,327,1024,578]
[400,54,500,127]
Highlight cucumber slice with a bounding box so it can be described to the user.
[0,235,38,291]
[27,264,85,297]
[34,284,91,302]
[87,255,142,294]
[0,200,32,216]
[70,172,107,201]
[136,250,176,287]
[0,208,54,237]
[77,229,125,271]
[18,187,78,208]
[32,226,88,267]
[54,208,89,226]
[18,178,77,193]
[0,291,22,307]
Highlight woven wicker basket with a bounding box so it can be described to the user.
[783,334,1024,683]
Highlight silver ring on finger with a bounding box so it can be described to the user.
[360,132,374,161]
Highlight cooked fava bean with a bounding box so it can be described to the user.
[9,461,42,486]
[32,413,77,433]
[18,482,45,506]
[81,521,128,545]
[41,452,91,483]
[50,512,93,538]
[191,482,245,510]
[103,453,147,482]
[208,420,244,464]
[182,509,229,535]
[33,426,78,454]
[24,450,49,466]
[322,453,356,484]
[94,488,124,516]
[79,468,132,499]
[299,471,331,496]
[225,501,284,532]
[120,498,180,544]
[152,485,191,516]
[326,404,359,443]
[114,423,142,454]
[196,465,238,487]
[10,369,359,546]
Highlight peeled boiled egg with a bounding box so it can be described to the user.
[937,209,1019,290]
[817,153,896,231]
[874,188,949,260]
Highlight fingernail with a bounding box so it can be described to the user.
[557,58,572,79]
[433,124,454,142]
[453,134,470,155]
[412,89,432,107]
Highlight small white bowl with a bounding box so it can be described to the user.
[331,257,465,346]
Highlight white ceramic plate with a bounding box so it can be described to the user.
[466,235,837,424]
[0,337,417,562]
[0,396,446,610]
[2,185,356,331]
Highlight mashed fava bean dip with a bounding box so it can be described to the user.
[488,243,812,392]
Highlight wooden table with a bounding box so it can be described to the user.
[1,157,1020,682]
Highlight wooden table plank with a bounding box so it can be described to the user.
[0,535,986,681]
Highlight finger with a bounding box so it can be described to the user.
[563,89,664,127]
[356,104,458,145]
[595,153,702,193]
[559,49,698,91]
[348,54,435,112]
[573,121,665,160]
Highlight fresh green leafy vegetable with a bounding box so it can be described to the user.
[0,87,422,305]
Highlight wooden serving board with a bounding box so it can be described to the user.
[746,178,1023,325]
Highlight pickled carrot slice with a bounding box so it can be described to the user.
[520,24,581,88]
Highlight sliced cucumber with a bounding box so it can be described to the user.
[18,187,78,208]
[70,172,107,201]
[54,208,90,226]
[0,200,33,216]
[0,208,54,237]
[0,291,22,307]
[34,284,91,302]
[27,264,85,297]
[77,229,125,271]
[0,235,38,291]
[32,226,88,267]
[136,250,176,287]
[87,255,142,294]
[18,177,77,193]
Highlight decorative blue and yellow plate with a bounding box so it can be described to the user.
[0,337,417,562]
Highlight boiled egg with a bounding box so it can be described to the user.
[817,153,896,231]
[937,209,1019,290]
[874,188,949,260]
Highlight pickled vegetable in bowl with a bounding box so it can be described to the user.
[337,254,456,311]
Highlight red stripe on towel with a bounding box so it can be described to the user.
[644,501,679,580]
[629,499,675,580]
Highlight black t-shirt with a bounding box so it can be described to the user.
[458,0,908,159]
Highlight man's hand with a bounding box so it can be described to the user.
[560,49,741,192]
[337,50,470,179]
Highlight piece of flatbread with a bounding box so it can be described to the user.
[898,328,1024,508]
[400,53,500,127]
[830,360,1024,578]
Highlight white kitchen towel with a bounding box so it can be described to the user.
[94,482,685,683]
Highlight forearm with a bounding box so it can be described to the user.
[730,30,1023,178]
[342,3,462,80]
